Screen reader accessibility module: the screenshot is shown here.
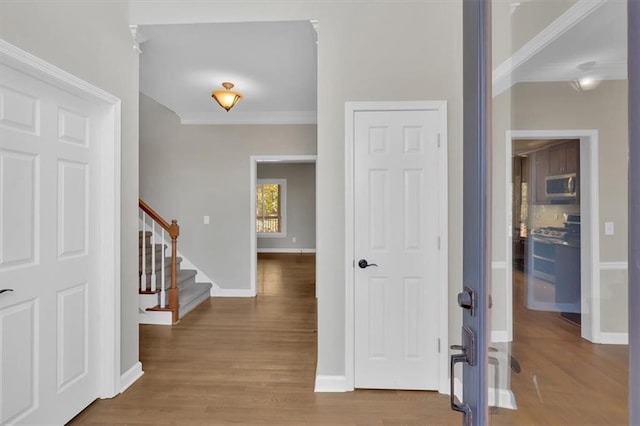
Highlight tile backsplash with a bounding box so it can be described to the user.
[530,204,580,228]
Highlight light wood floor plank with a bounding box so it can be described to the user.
[69,255,627,425]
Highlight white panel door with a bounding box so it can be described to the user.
[354,110,440,390]
[0,63,100,424]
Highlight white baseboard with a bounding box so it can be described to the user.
[598,332,629,344]
[314,375,347,392]
[120,362,143,393]
[454,378,517,410]
[210,283,255,297]
[257,248,316,253]
[489,386,518,410]
[491,330,511,343]
[138,309,173,325]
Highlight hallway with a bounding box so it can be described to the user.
[69,254,457,425]
[69,255,627,424]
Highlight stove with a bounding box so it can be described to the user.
[531,226,567,238]
[531,219,580,246]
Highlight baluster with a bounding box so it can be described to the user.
[141,211,147,291]
[150,220,157,292]
[160,228,166,308]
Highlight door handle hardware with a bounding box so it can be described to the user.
[457,285,475,316]
[358,259,378,269]
[450,352,472,425]
[0,289,14,294]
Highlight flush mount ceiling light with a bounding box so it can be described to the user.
[211,82,243,112]
[570,61,602,92]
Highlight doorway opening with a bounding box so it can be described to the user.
[512,138,582,327]
[249,155,317,297]
[505,130,599,342]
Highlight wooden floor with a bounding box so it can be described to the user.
[491,269,628,425]
[69,255,628,425]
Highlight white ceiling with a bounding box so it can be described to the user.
[494,0,627,95]
[137,1,626,125]
[138,21,318,125]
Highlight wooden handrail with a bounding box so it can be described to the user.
[139,198,180,324]
[139,198,179,239]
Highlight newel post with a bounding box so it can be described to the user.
[169,219,180,323]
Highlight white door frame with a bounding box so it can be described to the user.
[505,129,601,343]
[344,101,449,393]
[249,155,317,297]
[0,40,122,398]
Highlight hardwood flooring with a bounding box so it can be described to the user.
[68,255,628,425]
[491,270,628,425]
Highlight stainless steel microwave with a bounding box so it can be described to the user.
[545,173,577,198]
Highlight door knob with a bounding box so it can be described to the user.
[358,259,378,269]
[0,289,14,294]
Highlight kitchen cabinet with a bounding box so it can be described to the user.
[549,140,579,175]
[531,238,556,282]
[555,244,580,305]
[512,232,527,271]
[533,149,549,203]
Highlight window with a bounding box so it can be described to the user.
[256,179,286,237]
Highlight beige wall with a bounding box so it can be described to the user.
[0,2,140,375]
[131,1,464,379]
[492,80,629,335]
[512,80,629,262]
[139,94,316,289]
[510,0,577,54]
[257,163,316,251]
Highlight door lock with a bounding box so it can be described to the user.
[457,285,475,315]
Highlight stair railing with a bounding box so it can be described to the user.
[139,199,180,324]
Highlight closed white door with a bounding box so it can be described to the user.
[1,63,100,424]
[354,109,441,390]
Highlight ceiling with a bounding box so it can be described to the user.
[137,1,626,125]
[494,0,627,95]
[138,21,318,125]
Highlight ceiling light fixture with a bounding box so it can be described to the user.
[571,76,601,91]
[211,82,243,112]
[570,61,601,92]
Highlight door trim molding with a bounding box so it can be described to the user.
[0,39,122,398]
[506,129,600,343]
[344,101,449,393]
[249,155,317,297]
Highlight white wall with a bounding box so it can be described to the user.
[257,163,316,251]
[139,94,316,289]
[0,2,140,375]
[131,1,464,381]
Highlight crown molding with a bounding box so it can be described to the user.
[179,110,317,125]
[493,0,607,96]
[129,25,149,54]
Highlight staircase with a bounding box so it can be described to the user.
[138,200,212,325]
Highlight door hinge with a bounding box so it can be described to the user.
[438,338,441,353]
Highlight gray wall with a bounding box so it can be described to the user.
[139,94,316,289]
[131,1,465,380]
[257,163,316,251]
[0,2,140,375]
